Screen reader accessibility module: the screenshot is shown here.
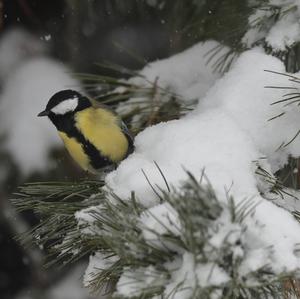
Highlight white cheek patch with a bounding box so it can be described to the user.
[51,98,78,115]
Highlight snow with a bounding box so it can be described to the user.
[107,108,260,206]
[135,40,223,100]
[116,266,166,297]
[208,212,243,250]
[117,40,228,127]
[139,202,181,250]
[103,48,300,292]
[164,253,229,299]
[243,0,300,51]
[266,13,300,51]
[239,248,271,276]
[198,48,300,172]
[107,48,300,200]
[0,53,79,175]
[75,205,102,235]
[43,34,52,42]
[70,32,300,296]
[195,262,229,287]
[242,9,270,48]
[84,252,118,287]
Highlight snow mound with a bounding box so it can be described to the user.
[135,40,225,100]
[106,48,300,278]
[243,0,300,51]
[117,40,228,124]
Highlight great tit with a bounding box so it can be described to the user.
[38,89,134,174]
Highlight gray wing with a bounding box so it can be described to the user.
[120,120,135,155]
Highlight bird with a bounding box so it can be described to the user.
[38,89,134,174]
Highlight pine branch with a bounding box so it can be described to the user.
[11,180,105,267]
[12,173,300,298]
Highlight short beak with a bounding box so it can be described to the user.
[38,110,50,117]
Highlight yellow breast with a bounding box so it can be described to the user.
[58,131,91,171]
[74,107,129,162]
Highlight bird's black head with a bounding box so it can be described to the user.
[38,89,91,119]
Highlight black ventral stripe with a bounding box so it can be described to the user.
[57,115,113,169]
[72,129,113,169]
